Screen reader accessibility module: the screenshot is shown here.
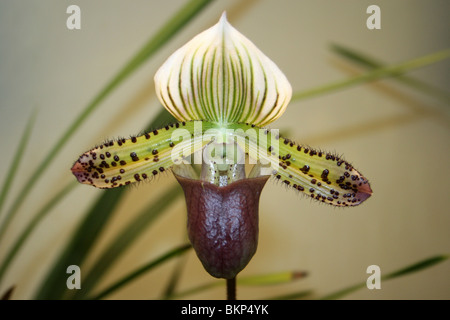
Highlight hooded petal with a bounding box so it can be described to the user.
[154,12,292,127]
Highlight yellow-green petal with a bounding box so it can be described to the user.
[225,123,372,207]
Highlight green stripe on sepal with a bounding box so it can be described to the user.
[154,12,292,127]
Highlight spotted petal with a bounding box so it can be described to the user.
[154,12,292,127]
[223,123,373,207]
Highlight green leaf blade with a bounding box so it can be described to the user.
[0,110,36,217]
[34,187,127,299]
[292,49,450,102]
[382,255,449,281]
[34,109,176,300]
[265,290,313,300]
[330,43,450,105]
[168,270,307,299]
[0,182,77,280]
[71,184,182,299]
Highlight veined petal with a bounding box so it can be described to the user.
[154,12,292,127]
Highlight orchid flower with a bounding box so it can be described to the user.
[72,13,372,280]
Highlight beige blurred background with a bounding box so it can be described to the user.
[0,0,449,299]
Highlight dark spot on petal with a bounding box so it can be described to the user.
[301,165,310,173]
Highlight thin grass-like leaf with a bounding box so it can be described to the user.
[168,281,217,300]
[0,110,36,216]
[330,43,450,105]
[34,187,127,299]
[320,255,449,300]
[265,290,313,300]
[238,271,307,286]
[382,255,449,280]
[0,286,15,300]
[71,184,182,299]
[320,283,366,301]
[330,43,381,68]
[167,270,307,299]
[89,243,192,300]
[0,0,214,242]
[34,109,176,300]
[0,182,77,280]
[291,49,450,102]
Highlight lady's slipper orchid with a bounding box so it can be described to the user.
[72,13,372,280]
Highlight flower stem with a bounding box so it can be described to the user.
[227,277,236,300]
